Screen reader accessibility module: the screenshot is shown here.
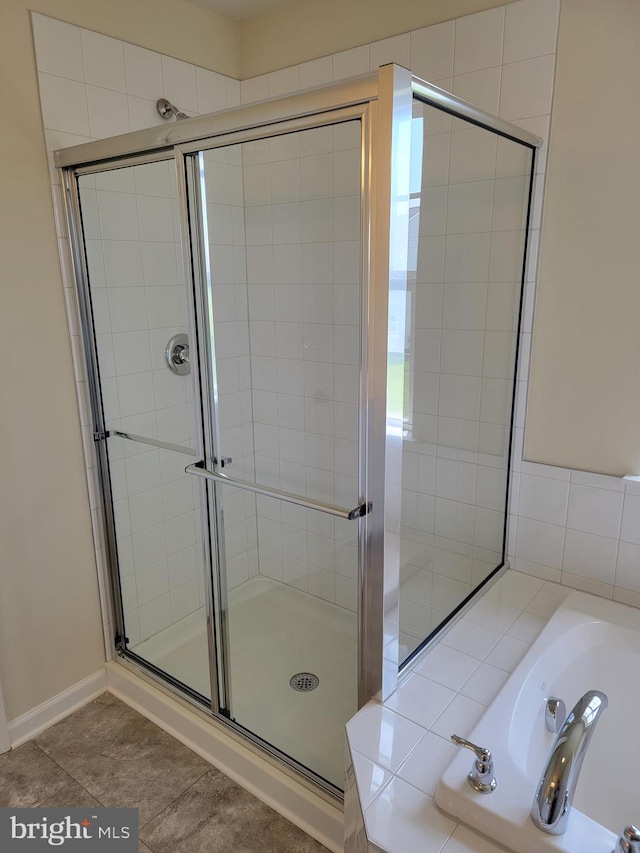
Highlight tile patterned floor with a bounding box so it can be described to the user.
[0,692,329,852]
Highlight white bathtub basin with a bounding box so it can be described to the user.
[435,590,640,853]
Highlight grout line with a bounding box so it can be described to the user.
[138,766,212,833]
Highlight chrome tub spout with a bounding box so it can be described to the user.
[531,690,608,835]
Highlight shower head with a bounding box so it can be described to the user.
[156,98,188,121]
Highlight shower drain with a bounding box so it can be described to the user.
[290,672,319,692]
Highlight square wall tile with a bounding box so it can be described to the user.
[516,517,564,570]
[562,528,618,584]
[332,46,370,81]
[197,67,228,114]
[621,494,640,545]
[87,86,130,139]
[138,593,171,640]
[299,56,333,90]
[410,22,455,82]
[615,542,640,593]
[518,474,569,525]
[504,0,560,64]
[453,7,504,75]
[32,14,84,81]
[128,95,165,132]
[38,73,90,136]
[268,66,299,97]
[161,55,198,113]
[227,78,241,107]
[369,33,410,70]
[240,74,269,104]
[81,30,126,91]
[453,66,501,115]
[566,484,623,540]
[499,55,555,120]
[124,44,163,100]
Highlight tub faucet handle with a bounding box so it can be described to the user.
[451,734,497,793]
[613,825,640,853]
[545,697,566,733]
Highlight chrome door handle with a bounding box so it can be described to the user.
[185,462,371,521]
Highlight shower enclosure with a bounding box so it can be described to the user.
[58,65,539,796]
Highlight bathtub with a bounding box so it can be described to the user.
[435,590,640,853]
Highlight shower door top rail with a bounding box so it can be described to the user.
[185,462,371,521]
[54,67,541,171]
[411,76,542,148]
[54,74,380,169]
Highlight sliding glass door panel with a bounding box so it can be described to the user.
[196,122,363,509]
[186,118,364,788]
[77,161,213,700]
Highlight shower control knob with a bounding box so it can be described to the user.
[165,333,191,376]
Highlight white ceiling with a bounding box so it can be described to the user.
[188,0,298,22]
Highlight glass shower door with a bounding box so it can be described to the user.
[395,91,535,663]
[76,158,214,700]
[183,119,364,788]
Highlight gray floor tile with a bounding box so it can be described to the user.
[35,694,209,824]
[0,742,72,807]
[37,779,102,808]
[140,770,328,853]
[94,692,121,707]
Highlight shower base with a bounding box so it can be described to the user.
[133,576,357,789]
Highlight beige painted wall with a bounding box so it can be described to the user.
[525,0,640,477]
[239,0,515,77]
[0,0,238,722]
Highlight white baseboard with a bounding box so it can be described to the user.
[8,670,107,748]
[106,661,344,853]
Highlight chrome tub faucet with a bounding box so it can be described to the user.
[531,690,608,835]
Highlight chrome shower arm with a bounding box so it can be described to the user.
[157,98,188,120]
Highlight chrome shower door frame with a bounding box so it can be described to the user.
[175,95,384,721]
[62,150,221,714]
[57,64,543,796]
[58,70,395,797]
